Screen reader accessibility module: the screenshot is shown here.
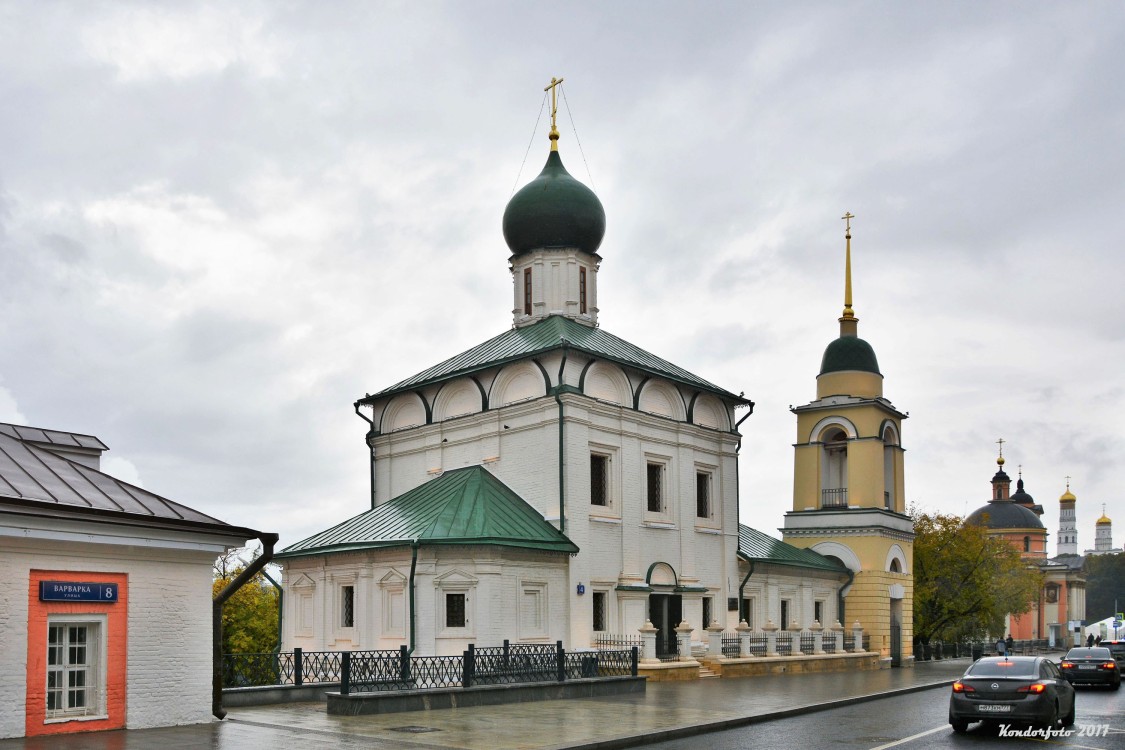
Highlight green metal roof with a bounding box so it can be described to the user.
[819,335,881,376]
[358,315,748,405]
[737,525,850,573]
[276,466,578,558]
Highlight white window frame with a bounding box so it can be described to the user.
[741,596,756,629]
[291,575,317,638]
[643,454,673,523]
[379,571,406,638]
[45,614,108,723]
[589,451,611,509]
[435,571,477,639]
[592,589,610,633]
[340,584,355,629]
[518,580,549,640]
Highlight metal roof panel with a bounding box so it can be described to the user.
[737,524,849,572]
[278,465,578,557]
[359,316,748,404]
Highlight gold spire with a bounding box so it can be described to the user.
[996,437,1005,466]
[839,212,858,337]
[544,76,565,151]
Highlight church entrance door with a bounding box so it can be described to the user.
[649,594,682,658]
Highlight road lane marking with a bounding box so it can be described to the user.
[867,725,948,749]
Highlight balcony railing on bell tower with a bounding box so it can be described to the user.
[821,488,848,508]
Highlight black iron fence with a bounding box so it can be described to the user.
[224,642,639,694]
[594,633,643,650]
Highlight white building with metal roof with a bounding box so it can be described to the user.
[277,107,855,661]
[0,422,270,739]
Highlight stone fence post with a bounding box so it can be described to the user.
[676,621,694,662]
[852,620,864,653]
[736,620,753,658]
[706,621,724,658]
[810,620,825,655]
[763,619,779,656]
[639,620,659,663]
[832,620,844,653]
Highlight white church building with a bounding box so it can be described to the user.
[276,95,857,658]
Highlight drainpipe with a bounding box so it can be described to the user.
[554,341,570,534]
[354,404,377,509]
[737,560,754,622]
[261,568,283,654]
[212,532,280,720]
[734,404,754,618]
[408,540,419,655]
[838,568,855,625]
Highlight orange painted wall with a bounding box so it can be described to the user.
[25,571,128,737]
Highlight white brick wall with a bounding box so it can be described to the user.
[328,359,747,653]
[0,536,232,738]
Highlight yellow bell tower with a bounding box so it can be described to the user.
[782,213,914,666]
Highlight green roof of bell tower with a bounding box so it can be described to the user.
[820,335,881,375]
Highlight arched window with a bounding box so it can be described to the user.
[1023,535,1030,552]
[889,558,902,574]
[882,425,898,512]
[821,428,848,508]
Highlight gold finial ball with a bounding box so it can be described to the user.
[997,455,1005,466]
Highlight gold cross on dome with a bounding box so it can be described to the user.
[996,437,1005,457]
[544,76,565,147]
[841,211,854,234]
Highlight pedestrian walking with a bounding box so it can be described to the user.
[996,636,1006,656]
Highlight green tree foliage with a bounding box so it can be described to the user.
[1084,552,1125,621]
[213,547,280,655]
[912,509,1042,643]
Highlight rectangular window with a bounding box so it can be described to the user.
[696,471,710,518]
[523,268,532,315]
[702,597,713,628]
[592,591,607,632]
[579,267,587,313]
[341,585,355,628]
[590,454,609,506]
[646,463,663,513]
[781,600,791,630]
[814,600,823,625]
[46,622,99,719]
[446,593,466,628]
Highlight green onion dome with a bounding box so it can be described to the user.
[503,151,606,256]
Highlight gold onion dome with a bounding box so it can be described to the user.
[1060,489,1076,502]
[1097,513,1112,525]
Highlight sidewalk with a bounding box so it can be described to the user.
[1,659,970,750]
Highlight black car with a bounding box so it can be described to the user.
[1060,647,1121,688]
[1101,640,1125,674]
[948,656,1075,733]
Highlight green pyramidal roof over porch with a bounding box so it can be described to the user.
[737,525,849,573]
[356,315,749,405]
[276,465,578,558]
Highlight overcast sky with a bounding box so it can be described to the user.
[2,1,1122,555]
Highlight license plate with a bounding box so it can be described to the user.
[1078,665,1095,670]
[978,704,1012,713]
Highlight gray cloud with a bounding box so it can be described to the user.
[0,1,1121,548]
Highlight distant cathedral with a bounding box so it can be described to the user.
[966,449,1087,646]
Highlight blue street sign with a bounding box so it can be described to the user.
[39,581,119,603]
